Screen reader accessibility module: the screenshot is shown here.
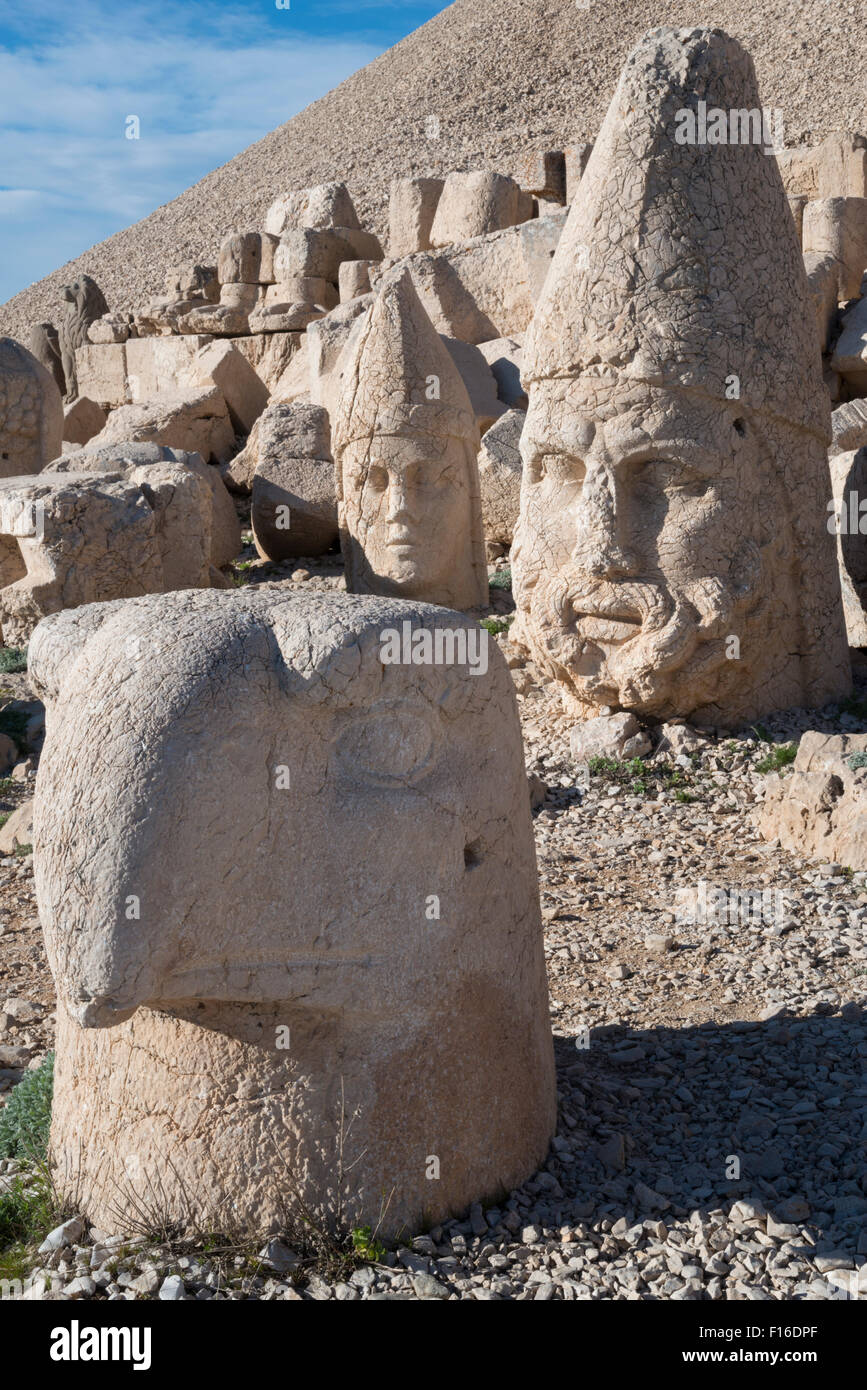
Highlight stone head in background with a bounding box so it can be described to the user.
[31,588,554,1237]
[0,337,63,477]
[27,322,65,397]
[334,270,487,610]
[59,275,108,401]
[511,26,850,727]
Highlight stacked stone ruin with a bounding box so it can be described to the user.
[2,24,867,1236]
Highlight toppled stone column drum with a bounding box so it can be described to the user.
[31,589,555,1238]
[511,27,850,726]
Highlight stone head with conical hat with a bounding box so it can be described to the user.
[511,26,850,726]
[334,268,487,611]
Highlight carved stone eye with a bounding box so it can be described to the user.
[334,704,438,787]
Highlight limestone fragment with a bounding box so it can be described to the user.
[429,172,524,247]
[88,385,236,465]
[0,338,63,476]
[802,198,867,301]
[477,409,524,547]
[388,177,444,257]
[758,732,867,868]
[251,403,337,559]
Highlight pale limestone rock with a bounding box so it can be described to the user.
[184,341,269,435]
[28,322,65,396]
[73,343,128,408]
[513,150,566,203]
[776,134,867,201]
[251,403,337,559]
[50,441,240,570]
[564,143,593,201]
[828,447,867,646]
[334,271,487,610]
[478,337,527,409]
[0,338,63,476]
[231,332,304,395]
[306,295,373,423]
[30,588,555,1238]
[429,172,523,247]
[0,473,163,643]
[264,277,338,311]
[802,198,867,301]
[388,177,444,258]
[165,264,219,303]
[125,336,214,402]
[569,712,651,763]
[788,194,808,245]
[264,183,361,236]
[477,409,524,546]
[62,397,106,448]
[511,27,850,727]
[442,338,504,433]
[378,212,568,345]
[248,303,325,335]
[87,315,132,345]
[274,229,380,286]
[831,296,867,390]
[831,398,867,456]
[804,251,843,353]
[338,261,374,303]
[758,732,867,868]
[217,232,278,286]
[89,386,236,465]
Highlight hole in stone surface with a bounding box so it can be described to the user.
[733,418,747,437]
[464,839,483,869]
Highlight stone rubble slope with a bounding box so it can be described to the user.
[1,0,865,339]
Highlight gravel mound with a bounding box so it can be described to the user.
[1,0,865,340]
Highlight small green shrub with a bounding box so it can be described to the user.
[755,744,797,775]
[0,649,27,675]
[847,751,867,772]
[0,1053,54,1161]
[488,568,512,591]
[480,616,513,637]
[351,1225,386,1264]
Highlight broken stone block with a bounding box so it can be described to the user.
[758,731,867,868]
[248,303,326,334]
[569,712,651,763]
[127,462,213,591]
[0,338,63,476]
[87,386,236,465]
[62,397,106,448]
[51,440,241,570]
[264,182,361,236]
[383,211,568,344]
[165,264,219,303]
[231,332,304,394]
[0,473,164,643]
[388,177,445,257]
[30,586,555,1238]
[787,194,808,245]
[74,343,129,408]
[831,295,867,390]
[125,335,214,402]
[477,409,524,546]
[429,171,523,247]
[273,228,378,285]
[805,251,843,353]
[87,315,133,345]
[442,338,505,433]
[28,322,65,397]
[217,232,279,286]
[828,446,867,646]
[564,143,593,201]
[802,198,867,301]
[264,277,338,311]
[513,150,566,203]
[250,403,337,559]
[776,133,867,200]
[338,261,374,303]
[831,398,867,456]
[306,295,373,423]
[477,337,527,409]
[184,341,269,435]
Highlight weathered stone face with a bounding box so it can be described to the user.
[340,431,480,603]
[335,270,487,610]
[31,589,555,1236]
[511,26,850,725]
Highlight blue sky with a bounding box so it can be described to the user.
[0,0,447,304]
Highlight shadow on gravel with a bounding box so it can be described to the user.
[537,1013,866,1260]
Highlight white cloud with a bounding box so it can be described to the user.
[0,0,385,301]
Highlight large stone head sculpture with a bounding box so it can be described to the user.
[334,269,488,610]
[512,27,850,726]
[31,589,553,1236]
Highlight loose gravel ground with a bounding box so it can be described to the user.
[1,562,865,1301]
